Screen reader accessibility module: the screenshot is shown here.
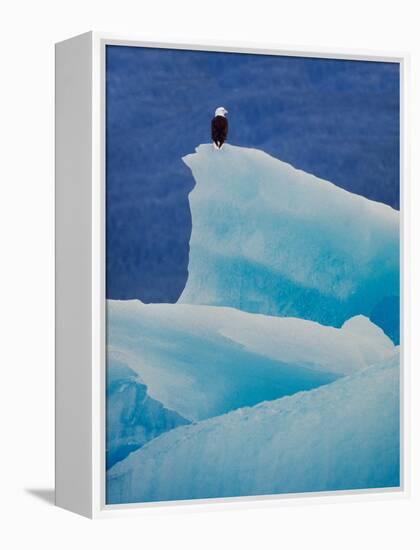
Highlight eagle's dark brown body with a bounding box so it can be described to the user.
[211,115,228,149]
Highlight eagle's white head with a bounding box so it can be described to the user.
[215,106,228,117]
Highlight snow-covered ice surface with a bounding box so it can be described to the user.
[180,144,400,343]
[105,144,400,504]
[106,351,189,469]
[107,299,395,422]
[107,351,400,504]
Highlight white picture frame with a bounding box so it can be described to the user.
[55,31,410,518]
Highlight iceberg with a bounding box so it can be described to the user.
[107,351,400,504]
[180,144,400,342]
[106,351,189,469]
[107,299,395,422]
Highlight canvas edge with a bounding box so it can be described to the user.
[55,31,94,518]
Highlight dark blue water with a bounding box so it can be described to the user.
[106,46,399,302]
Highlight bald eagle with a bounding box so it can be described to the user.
[211,107,228,149]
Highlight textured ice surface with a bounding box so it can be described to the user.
[180,144,400,342]
[107,300,395,422]
[106,351,189,469]
[107,351,400,504]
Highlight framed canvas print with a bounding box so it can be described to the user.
[55,32,409,518]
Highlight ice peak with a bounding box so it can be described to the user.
[180,144,400,343]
